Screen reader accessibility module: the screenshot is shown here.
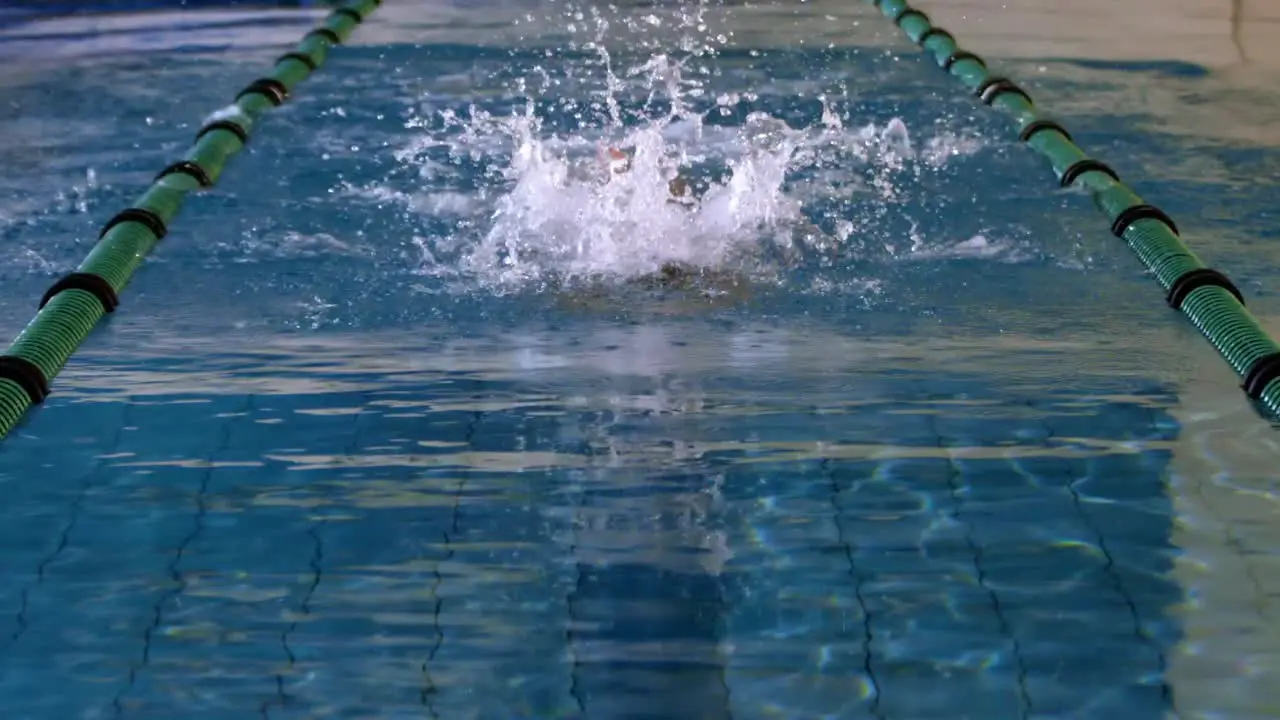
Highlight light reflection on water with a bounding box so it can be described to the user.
[0,324,1183,717]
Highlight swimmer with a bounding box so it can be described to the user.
[597,145,711,287]
[598,144,830,281]
[601,145,696,205]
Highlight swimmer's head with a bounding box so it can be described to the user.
[604,146,633,174]
[601,145,694,204]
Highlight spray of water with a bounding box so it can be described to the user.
[387,2,992,297]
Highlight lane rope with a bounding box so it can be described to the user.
[866,0,1280,418]
[0,0,381,441]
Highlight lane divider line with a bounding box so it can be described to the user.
[867,0,1280,418]
[0,0,381,440]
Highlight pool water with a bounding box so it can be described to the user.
[2,1,1280,718]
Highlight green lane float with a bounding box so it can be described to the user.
[0,0,380,441]
[866,0,1280,417]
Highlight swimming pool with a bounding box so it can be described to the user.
[2,0,1280,717]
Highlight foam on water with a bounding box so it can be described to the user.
[384,3,994,296]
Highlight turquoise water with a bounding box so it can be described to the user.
[1,1,1279,718]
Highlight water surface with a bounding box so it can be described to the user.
[2,1,1280,718]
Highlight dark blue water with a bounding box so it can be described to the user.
[2,2,1278,718]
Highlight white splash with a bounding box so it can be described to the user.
[458,101,813,289]
[384,6,991,294]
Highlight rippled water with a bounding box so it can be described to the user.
[2,1,1280,718]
